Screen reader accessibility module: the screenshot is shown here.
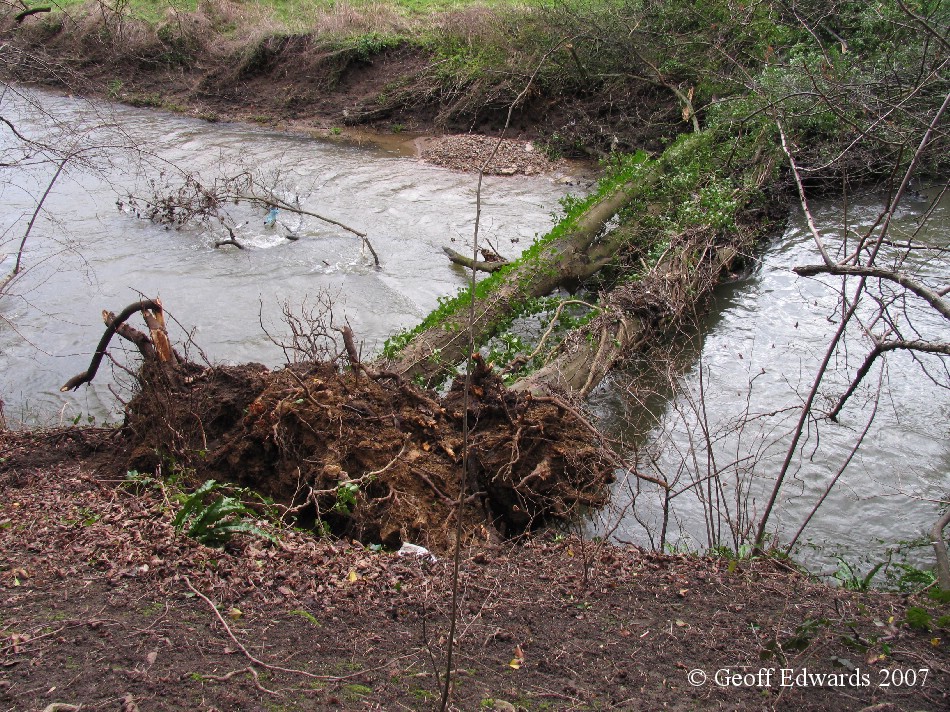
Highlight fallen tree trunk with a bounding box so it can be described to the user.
[382,147,675,385]
[513,229,750,397]
[384,132,775,399]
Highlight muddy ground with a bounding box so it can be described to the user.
[1,428,948,711]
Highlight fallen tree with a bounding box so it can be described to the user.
[58,129,780,552]
[384,130,780,398]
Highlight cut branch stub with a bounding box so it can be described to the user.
[61,299,175,392]
[443,246,509,273]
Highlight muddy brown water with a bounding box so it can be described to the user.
[1,87,947,575]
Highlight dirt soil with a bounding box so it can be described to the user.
[1,429,948,711]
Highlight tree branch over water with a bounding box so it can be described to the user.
[122,167,379,266]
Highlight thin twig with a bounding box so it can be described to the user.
[438,37,573,712]
[183,577,370,683]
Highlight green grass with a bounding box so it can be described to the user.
[48,0,530,28]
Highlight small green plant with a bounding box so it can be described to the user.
[173,480,276,547]
[343,683,373,699]
[330,126,342,136]
[121,469,159,494]
[905,606,932,631]
[834,557,885,591]
[886,562,937,593]
[107,78,123,98]
[288,609,321,627]
[140,601,164,616]
[333,481,360,516]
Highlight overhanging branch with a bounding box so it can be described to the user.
[828,340,950,421]
[794,263,950,322]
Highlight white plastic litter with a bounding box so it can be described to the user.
[397,542,437,561]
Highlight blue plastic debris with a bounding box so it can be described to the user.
[264,206,279,227]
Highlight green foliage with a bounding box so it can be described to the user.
[333,481,360,516]
[886,562,938,593]
[905,606,932,631]
[288,609,322,626]
[348,32,404,60]
[485,332,526,367]
[106,79,124,98]
[711,542,755,561]
[343,683,373,698]
[121,469,162,495]
[834,556,885,591]
[929,589,950,605]
[173,479,276,547]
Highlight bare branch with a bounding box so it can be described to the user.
[777,120,834,266]
[442,246,508,273]
[61,299,165,391]
[828,339,950,421]
[793,263,950,322]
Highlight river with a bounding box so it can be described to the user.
[0,86,574,421]
[2,87,947,578]
[589,190,950,575]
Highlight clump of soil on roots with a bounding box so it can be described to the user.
[120,356,613,553]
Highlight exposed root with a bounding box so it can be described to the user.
[108,342,613,552]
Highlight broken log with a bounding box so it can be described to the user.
[61,299,175,392]
[442,246,509,273]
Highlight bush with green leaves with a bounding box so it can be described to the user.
[173,479,276,547]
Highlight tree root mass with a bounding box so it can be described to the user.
[121,356,613,553]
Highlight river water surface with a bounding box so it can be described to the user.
[0,87,573,419]
[589,191,950,573]
[2,87,947,576]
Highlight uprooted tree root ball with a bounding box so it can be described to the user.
[118,353,614,553]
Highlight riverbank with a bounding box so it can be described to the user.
[2,427,948,711]
[1,0,681,163]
